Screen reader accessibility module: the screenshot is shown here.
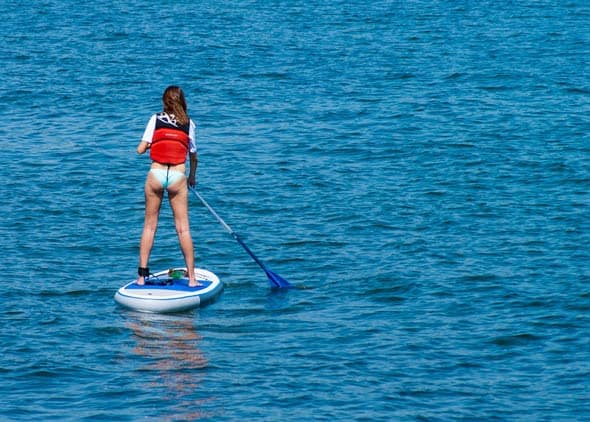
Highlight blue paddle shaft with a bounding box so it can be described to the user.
[190,188,291,288]
[233,233,265,270]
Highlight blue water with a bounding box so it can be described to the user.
[1,1,589,420]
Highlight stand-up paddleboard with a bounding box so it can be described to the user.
[114,267,223,313]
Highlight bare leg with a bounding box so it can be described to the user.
[168,177,200,286]
[137,173,164,285]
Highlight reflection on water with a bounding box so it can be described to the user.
[127,312,214,420]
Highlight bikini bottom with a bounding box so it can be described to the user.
[149,168,185,189]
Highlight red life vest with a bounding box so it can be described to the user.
[149,114,190,165]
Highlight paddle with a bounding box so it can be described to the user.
[190,188,292,289]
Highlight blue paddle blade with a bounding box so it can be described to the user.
[265,269,292,289]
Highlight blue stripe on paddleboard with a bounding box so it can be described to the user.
[125,279,212,292]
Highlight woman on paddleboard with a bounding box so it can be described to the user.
[135,86,200,287]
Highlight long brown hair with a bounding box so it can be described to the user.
[162,86,189,125]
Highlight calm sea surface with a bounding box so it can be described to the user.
[1,1,589,420]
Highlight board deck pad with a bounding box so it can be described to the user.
[125,278,212,291]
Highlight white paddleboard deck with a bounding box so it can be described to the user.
[114,267,223,313]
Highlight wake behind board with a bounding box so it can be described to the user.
[114,267,223,313]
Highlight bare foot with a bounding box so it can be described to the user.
[188,279,203,287]
[137,276,145,285]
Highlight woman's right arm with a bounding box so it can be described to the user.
[137,141,150,154]
[138,114,156,154]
